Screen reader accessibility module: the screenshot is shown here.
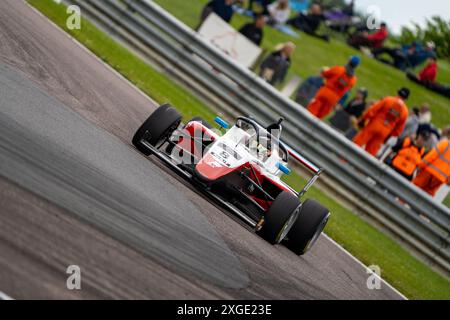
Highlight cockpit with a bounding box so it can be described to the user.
[231,117,289,164]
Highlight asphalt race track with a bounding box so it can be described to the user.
[0,0,403,299]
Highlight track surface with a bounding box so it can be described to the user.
[0,0,402,299]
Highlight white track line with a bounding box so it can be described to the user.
[0,291,14,300]
[323,234,407,300]
[28,1,408,300]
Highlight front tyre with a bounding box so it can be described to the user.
[285,199,330,255]
[258,191,301,245]
[132,104,182,156]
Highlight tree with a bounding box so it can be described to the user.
[399,16,450,59]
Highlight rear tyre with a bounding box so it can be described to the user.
[258,191,301,245]
[132,104,182,156]
[285,199,330,255]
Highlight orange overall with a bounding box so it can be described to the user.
[391,137,425,180]
[307,66,357,119]
[413,139,450,196]
[353,96,408,156]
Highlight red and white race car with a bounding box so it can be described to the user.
[132,104,330,255]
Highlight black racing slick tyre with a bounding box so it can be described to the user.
[132,104,182,156]
[285,199,330,255]
[258,191,301,245]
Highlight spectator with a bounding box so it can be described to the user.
[388,132,428,181]
[418,56,438,83]
[413,128,450,196]
[348,22,389,50]
[295,75,324,107]
[406,57,450,99]
[418,123,441,151]
[373,41,436,71]
[239,14,266,45]
[307,56,360,119]
[259,42,295,85]
[267,0,291,26]
[288,4,325,35]
[353,88,410,156]
[199,0,235,26]
[329,87,369,133]
[399,107,420,140]
[406,41,436,69]
[419,104,432,124]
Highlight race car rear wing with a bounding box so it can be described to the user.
[284,145,323,198]
[285,146,322,175]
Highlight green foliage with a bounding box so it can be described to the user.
[399,16,450,60]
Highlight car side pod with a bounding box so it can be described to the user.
[277,162,291,175]
[214,116,230,130]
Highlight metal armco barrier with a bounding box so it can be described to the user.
[69,0,450,273]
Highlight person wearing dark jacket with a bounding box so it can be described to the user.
[417,123,441,151]
[329,87,368,133]
[259,42,295,85]
[239,14,265,46]
[199,0,235,27]
[287,4,325,35]
[373,41,436,71]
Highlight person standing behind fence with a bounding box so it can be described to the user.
[398,107,420,140]
[239,14,266,46]
[307,56,360,119]
[353,88,410,156]
[259,42,295,85]
[329,87,368,133]
[199,0,235,27]
[413,128,450,196]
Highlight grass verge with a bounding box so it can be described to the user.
[29,0,450,299]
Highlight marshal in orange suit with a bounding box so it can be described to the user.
[307,56,360,119]
[353,88,410,156]
[413,138,450,196]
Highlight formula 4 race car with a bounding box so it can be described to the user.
[132,104,330,255]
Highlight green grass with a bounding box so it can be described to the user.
[30,0,216,123]
[444,195,450,208]
[437,60,450,85]
[29,0,450,299]
[155,0,450,129]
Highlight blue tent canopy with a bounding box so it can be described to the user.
[290,0,310,12]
